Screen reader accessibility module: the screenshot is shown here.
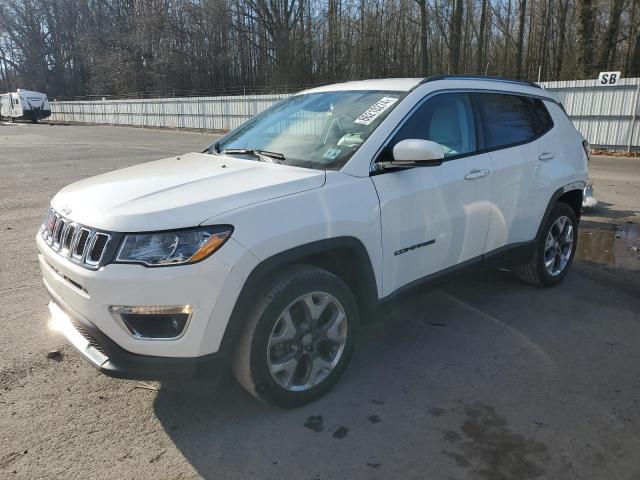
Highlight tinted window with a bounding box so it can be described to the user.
[388,93,477,158]
[529,98,553,136]
[475,93,536,149]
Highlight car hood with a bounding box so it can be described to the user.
[51,152,326,231]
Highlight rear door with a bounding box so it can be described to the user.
[372,92,493,296]
[10,94,23,118]
[473,93,555,251]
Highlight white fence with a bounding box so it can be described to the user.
[540,78,640,151]
[50,78,640,150]
[50,94,289,132]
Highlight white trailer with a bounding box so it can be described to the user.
[0,89,51,123]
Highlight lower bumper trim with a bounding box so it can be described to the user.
[49,301,108,368]
[45,294,225,381]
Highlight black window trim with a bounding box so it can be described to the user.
[369,88,558,175]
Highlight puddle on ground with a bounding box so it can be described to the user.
[576,223,640,266]
[576,230,616,265]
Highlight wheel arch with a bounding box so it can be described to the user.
[536,183,584,242]
[219,237,379,354]
[556,189,583,221]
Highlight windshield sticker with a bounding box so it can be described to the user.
[322,148,342,160]
[354,97,399,125]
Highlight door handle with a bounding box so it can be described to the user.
[538,152,556,161]
[464,169,490,180]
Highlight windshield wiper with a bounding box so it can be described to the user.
[203,141,221,155]
[222,148,286,163]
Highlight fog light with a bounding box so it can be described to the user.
[109,305,192,339]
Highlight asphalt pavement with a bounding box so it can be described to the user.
[1,123,639,479]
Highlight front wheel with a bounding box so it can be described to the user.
[515,202,578,286]
[232,265,358,408]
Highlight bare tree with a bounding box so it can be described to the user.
[0,0,634,97]
[450,0,464,73]
[576,0,596,77]
[515,0,527,78]
[632,0,640,76]
[554,0,569,79]
[598,0,624,70]
[413,0,429,75]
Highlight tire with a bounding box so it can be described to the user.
[231,264,359,408]
[515,202,578,287]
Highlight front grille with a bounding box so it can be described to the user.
[41,208,112,269]
[87,233,109,265]
[63,225,76,251]
[72,229,90,259]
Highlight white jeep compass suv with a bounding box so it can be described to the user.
[38,76,588,407]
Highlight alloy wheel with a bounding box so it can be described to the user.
[544,215,574,276]
[266,292,348,392]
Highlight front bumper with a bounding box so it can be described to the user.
[36,232,251,358]
[47,294,224,380]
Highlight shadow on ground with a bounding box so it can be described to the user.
[152,265,640,479]
[583,200,638,220]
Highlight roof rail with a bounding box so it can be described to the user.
[423,75,541,89]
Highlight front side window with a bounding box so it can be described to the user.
[474,93,538,149]
[383,93,477,160]
[212,90,407,170]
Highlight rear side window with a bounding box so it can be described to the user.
[529,98,554,136]
[474,93,537,149]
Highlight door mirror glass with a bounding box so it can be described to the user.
[392,139,445,164]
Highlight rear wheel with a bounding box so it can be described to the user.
[232,265,358,408]
[515,202,578,286]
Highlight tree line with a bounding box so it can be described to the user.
[0,0,638,99]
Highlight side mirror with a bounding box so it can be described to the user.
[392,139,445,165]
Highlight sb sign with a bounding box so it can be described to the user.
[597,71,621,86]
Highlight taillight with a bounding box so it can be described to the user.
[582,140,590,162]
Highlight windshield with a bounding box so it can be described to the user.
[211,90,407,170]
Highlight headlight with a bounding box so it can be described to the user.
[115,226,233,266]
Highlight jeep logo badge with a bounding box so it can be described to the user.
[61,205,72,215]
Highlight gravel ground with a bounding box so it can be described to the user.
[1,123,639,479]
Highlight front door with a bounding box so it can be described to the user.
[371,92,493,297]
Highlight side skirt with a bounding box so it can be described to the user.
[378,240,536,307]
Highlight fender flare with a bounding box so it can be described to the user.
[218,236,379,354]
[535,182,585,242]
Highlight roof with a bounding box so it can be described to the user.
[299,78,424,94]
[425,75,540,89]
[297,76,557,101]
